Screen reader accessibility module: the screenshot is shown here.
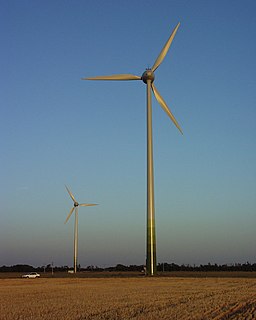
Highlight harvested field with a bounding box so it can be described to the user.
[1,276,256,319]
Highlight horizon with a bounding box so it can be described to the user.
[2,260,256,270]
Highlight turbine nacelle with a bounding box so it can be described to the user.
[142,69,155,84]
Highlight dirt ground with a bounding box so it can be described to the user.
[1,276,256,319]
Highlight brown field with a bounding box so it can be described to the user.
[1,274,256,319]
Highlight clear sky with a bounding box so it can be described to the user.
[1,0,255,268]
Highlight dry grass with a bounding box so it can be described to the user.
[1,276,256,319]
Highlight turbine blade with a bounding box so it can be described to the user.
[79,203,98,207]
[82,74,141,81]
[151,22,180,72]
[65,185,77,203]
[151,83,183,134]
[65,207,75,224]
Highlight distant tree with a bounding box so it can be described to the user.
[115,264,127,271]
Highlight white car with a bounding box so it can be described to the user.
[22,272,40,279]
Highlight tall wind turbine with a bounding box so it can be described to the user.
[82,23,182,276]
[64,185,97,273]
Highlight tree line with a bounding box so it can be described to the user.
[0,262,255,272]
[157,262,256,272]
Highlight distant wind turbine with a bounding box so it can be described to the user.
[64,185,97,273]
[82,23,182,276]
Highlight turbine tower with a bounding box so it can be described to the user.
[83,23,182,276]
[64,185,97,273]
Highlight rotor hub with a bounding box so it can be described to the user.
[142,69,155,84]
[74,202,79,207]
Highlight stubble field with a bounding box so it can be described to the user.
[1,275,256,319]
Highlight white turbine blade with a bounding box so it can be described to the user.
[151,22,180,72]
[65,207,75,224]
[79,203,98,207]
[82,74,141,81]
[65,185,77,203]
[151,83,183,134]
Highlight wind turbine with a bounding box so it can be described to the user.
[64,185,97,273]
[82,23,182,276]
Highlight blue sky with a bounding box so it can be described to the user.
[1,0,255,268]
